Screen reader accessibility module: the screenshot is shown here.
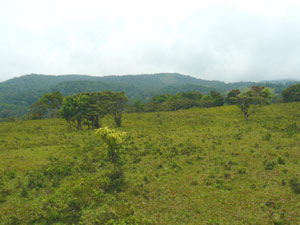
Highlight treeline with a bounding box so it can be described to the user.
[128,91,224,112]
[127,87,272,113]
[10,83,300,126]
[0,103,27,120]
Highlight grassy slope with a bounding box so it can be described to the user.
[0,103,300,224]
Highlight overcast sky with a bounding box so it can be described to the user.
[1,0,300,82]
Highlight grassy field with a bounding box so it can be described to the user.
[0,103,300,224]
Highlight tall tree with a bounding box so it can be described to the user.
[60,95,78,130]
[85,92,110,129]
[231,86,271,120]
[233,90,257,121]
[105,91,129,127]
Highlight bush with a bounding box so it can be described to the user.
[289,177,300,194]
[264,160,276,170]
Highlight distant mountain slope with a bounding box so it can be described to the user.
[0,73,221,105]
[1,72,224,92]
[157,84,216,96]
[97,73,225,91]
[50,80,146,100]
[0,73,299,118]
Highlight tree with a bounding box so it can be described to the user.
[133,100,144,113]
[30,91,63,119]
[60,91,128,129]
[60,93,100,130]
[282,84,300,102]
[226,89,241,105]
[231,86,271,120]
[85,92,111,129]
[200,95,213,108]
[177,91,202,100]
[75,93,90,130]
[104,91,129,127]
[60,95,77,130]
[41,91,63,117]
[251,86,264,96]
[232,90,257,120]
[210,91,224,106]
[30,101,48,120]
[95,127,127,173]
[152,94,172,104]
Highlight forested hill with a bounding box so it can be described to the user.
[0,73,219,96]
[0,73,299,118]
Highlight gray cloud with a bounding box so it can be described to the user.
[1,1,300,82]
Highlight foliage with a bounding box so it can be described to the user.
[282,83,300,102]
[289,177,300,194]
[95,127,127,173]
[105,91,129,127]
[226,89,240,105]
[59,93,89,130]
[230,86,271,120]
[210,91,225,106]
[143,91,223,112]
[132,100,145,113]
[60,91,128,129]
[30,91,63,119]
[0,103,28,120]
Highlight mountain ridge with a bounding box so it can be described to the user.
[2,72,298,85]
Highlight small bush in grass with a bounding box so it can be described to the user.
[264,160,276,170]
[237,167,247,174]
[277,157,285,165]
[289,177,300,194]
[95,127,127,174]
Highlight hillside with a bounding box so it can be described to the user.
[0,103,300,224]
[0,73,299,118]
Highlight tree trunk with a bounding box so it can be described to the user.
[94,116,100,128]
[77,119,82,129]
[244,112,248,121]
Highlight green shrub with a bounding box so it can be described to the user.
[264,160,276,170]
[289,177,300,194]
[277,157,285,165]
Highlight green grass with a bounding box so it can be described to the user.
[0,103,300,224]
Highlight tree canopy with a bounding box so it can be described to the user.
[230,86,271,120]
[282,84,300,102]
[60,91,128,129]
[30,91,63,119]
